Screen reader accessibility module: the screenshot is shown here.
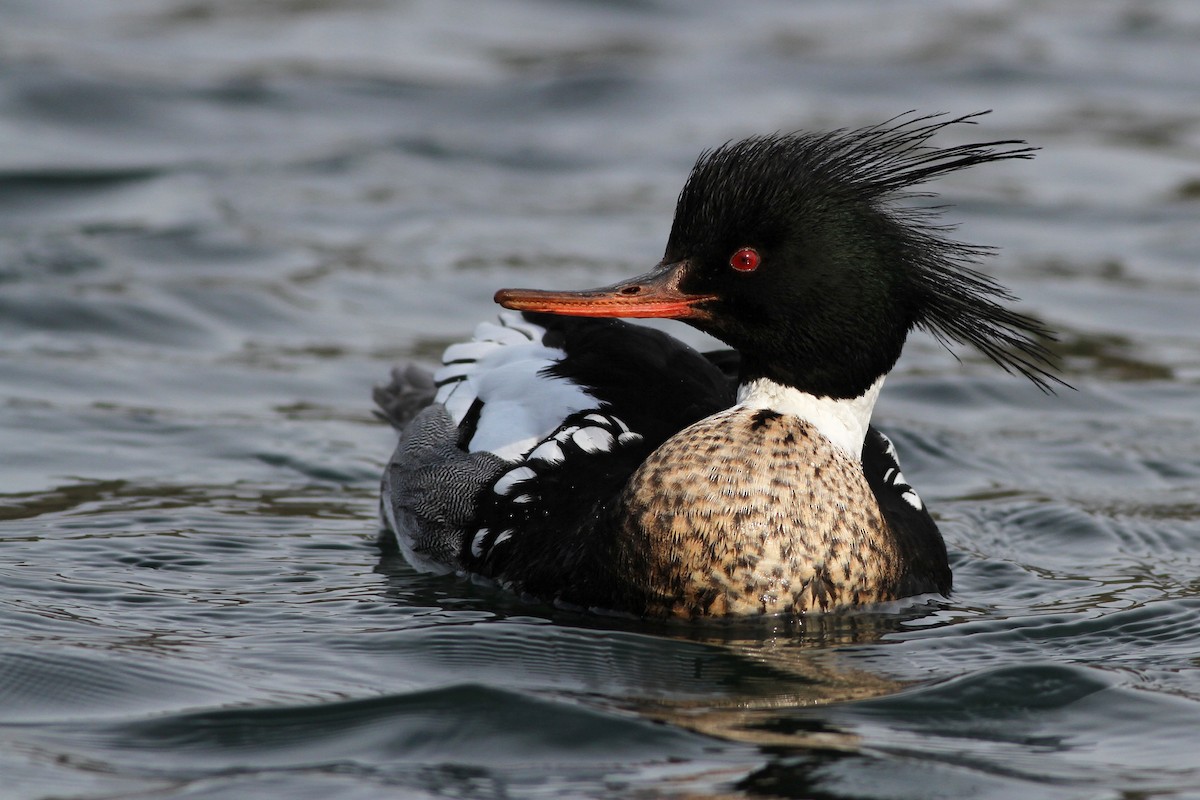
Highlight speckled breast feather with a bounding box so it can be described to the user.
[617,406,903,617]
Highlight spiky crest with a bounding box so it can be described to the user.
[669,112,1064,391]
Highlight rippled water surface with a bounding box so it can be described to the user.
[3,2,1200,798]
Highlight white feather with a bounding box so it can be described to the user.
[470,528,489,558]
[494,466,537,495]
[496,313,543,340]
[432,362,473,384]
[572,427,614,453]
[736,376,884,458]
[552,425,581,443]
[473,319,533,345]
[881,432,899,462]
[431,316,598,461]
[527,439,566,465]
[437,380,477,426]
[442,340,502,363]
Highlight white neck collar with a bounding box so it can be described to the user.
[735,376,884,458]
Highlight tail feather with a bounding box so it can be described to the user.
[373,363,437,428]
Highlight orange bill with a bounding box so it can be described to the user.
[494,261,716,320]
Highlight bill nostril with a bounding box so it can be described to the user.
[619,285,642,296]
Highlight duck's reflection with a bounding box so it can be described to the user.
[375,550,934,751]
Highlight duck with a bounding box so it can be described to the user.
[374,113,1060,618]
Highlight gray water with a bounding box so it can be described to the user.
[2,2,1200,798]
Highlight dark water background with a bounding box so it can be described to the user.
[2,2,1199,798]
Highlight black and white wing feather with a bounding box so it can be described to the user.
[861,427,951,596]
[377,312,734,577]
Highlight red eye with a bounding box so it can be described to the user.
[729,247,760,272]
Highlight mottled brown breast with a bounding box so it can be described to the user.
[616,406,902,617]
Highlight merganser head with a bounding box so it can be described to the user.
[496,113,1061,398]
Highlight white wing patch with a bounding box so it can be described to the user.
[432,313,598,461]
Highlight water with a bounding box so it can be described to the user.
[2,1,1199,797]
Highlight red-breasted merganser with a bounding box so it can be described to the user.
[375,113,1060,618]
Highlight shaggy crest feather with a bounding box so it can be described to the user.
[668,112,1063,391]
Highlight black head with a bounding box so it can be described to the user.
[662,112,1059,397]
[496,113,1061,398]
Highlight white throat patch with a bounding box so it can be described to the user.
[735,376,885,458]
